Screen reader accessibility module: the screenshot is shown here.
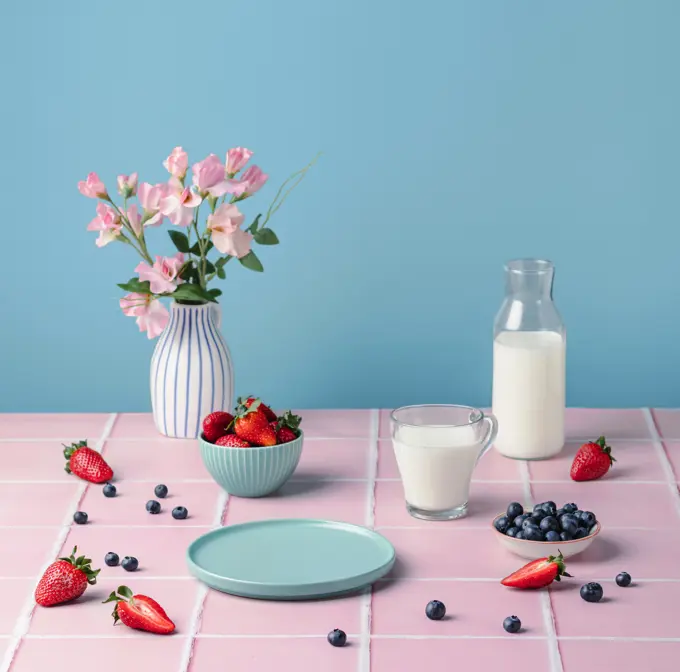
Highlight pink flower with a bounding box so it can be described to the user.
[240,165,268,195]
[78,172,108,199]
[225,147,253,177]
[206,203,252,257]
[135,253,185,294]
[192,154,232,197]
[159,181,202,227]
[137,182,169,226]
[86,203,122,247]
[127,204,142,236]
[117,173,138,197]
[163,147,189,179]
[120,293,169,339]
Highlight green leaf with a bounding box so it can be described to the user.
[217,266,226,280]
[215,256,231,269]
[171,283,218,303]
[179,261,194,281]
[253,228,279,245]
[168,230,191,253]
[204,260,216,274]
[208,288,222,299]
[247,214,262,233]
[117,278,151,294]
[238,251,264,272]
[117,586,133,599]
[190,240,214,255]
[102,591,120,604]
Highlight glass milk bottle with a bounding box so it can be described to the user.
[492,259,566,459]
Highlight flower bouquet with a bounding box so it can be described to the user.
[78,146,316,438]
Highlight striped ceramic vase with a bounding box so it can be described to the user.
[150,302,234,439]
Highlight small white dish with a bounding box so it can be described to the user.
[492,513,601,560]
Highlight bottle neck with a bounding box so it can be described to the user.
[505,270,553,299]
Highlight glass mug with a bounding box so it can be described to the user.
[390,405,499,521]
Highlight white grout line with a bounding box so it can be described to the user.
[517,460,534,510]
[358,409,379,672]
[0,413,118,672]
[177,489,228,672]
[643,408,680,519]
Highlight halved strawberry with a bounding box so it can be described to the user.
[202,411,235,443]
[63,441,113,484]
[35,546,100,606]
[216,434,251,448]
[103,586,175,634]
[501,551,571,589]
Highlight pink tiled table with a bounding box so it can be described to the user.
[1,408,680,672]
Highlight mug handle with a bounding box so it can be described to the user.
[475,412,499,466]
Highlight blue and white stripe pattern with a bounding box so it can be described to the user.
[150,302,233,439]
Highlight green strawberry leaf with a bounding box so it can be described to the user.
[102,591,120,604]
[118,585,133,599]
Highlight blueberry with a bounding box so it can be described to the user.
[581,511,597,528]
[540,516,560,533]
[562,503,578,514]
[522,518,540,531]
[146,500,161,514]
[507,502,524,519]
[616,572,632,587]
[122,556,138,572]
[102,483,117,498]
[506,527,519,538]
[514,514,530,528]
[524,528,544,542]
[580,582,603,603]
[495,516,511,533]
[574,509,585,520]
[154,484,168,499]
[573,527,588,539]
[503,615,521,633]
[560,531,573,542]
[555,508,565,519]
[559,515,579,535]
[327,629,347,647]
[514,530,525,540]
[73,511,88,525]
[543,500,557,510]
[545,531,561,542]
[425,600,446,620]
[172,506,188,520]
[541,501,557,515]
[531,506,546,521]
[104,552,119,567]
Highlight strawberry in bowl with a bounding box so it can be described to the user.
[199,397,303,497]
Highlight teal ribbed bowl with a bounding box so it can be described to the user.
[199,432,304,498]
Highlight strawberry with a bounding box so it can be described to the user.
[240,396,277,423]
[63,440,113,484]
[202,411,235,443]
[570,436,615,482]
[274,410,302,444]
[103,586,175,634]
[234,398,277,446]
[216,434,251,448]
[35,546,100,606]
[501,551,571,589]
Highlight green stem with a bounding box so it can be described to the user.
[108,199,154,264]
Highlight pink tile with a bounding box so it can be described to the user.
[652,409,680,439]
[227,480,366,526]
[551,580,680,638]
[379,409,392,438]
[288,409,371,438]
[530,482,678,528]
[29,578,198,636]
[567,529,680,579]
[662,442,680,481]
[0,483,80,526]
[565,408,649,440]
[374,480,527,528]
[0,414,110,440]
[11,637,185,672]
[108,413,160,439]
[0,579,32,634]
[372,579,545,636]
[101,438,211,481]
[0,639,8,662]
[200,588,362,635]
[77,481,222,527]
[560,640,680,672]
[371,639,551,672]
[529,441,666,482]
[381,528,515,579]
[191,637,357,672]
[0,529,58,577]
[59,525,208,577]
[0,442,76,481]
[294,438,370,480]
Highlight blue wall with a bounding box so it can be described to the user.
[2,0,679,412]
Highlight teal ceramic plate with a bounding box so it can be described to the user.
[187,518,396,600]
